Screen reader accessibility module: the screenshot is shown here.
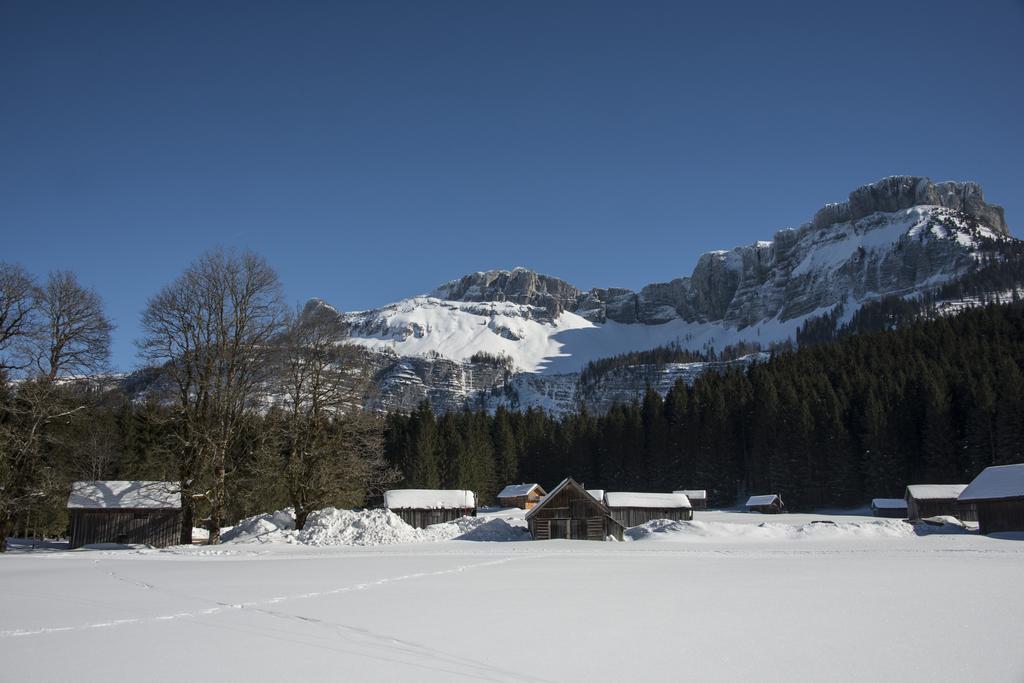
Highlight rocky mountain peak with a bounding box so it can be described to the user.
[809,176,1008,235]
[430,267,583,316]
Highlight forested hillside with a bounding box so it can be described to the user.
[384,302,1024,509]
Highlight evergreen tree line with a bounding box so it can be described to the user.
[386,302,1024,510]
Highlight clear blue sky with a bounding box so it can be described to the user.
[2,1,1022,371]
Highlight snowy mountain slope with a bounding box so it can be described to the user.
[335,177,1014,385]
[251,176,1019,415]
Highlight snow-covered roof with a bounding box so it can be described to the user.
[746,494,781,507]
[605,492,691,509]
[905,484,967,501]
[959,464,1024,502]
[525,478,608,519]
[674,489,707,500]
[67,481,181,510]
[871,498,908,509]
[383,489,476,509]
[497,483,543,499]
[587,489,605,501]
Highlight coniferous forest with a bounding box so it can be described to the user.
[384,302,1024,509]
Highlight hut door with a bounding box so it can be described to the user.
[549,519,569,539]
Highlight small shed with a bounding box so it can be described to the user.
[605,492,693,528]
[871,498,908,518]
[526,477,624,541]
[904,485,973,521]
[383,489,476,528]
[496,483,547,510]
[745,494,784,514]
[67,481,184,549]
[959,463,1024,535]
[675,489,708,510]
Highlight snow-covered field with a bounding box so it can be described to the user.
[2,510,1023,682]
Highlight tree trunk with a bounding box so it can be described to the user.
[0,512,12,552]
[295,506,309,532]
[179,481,195,545]
[208,459,225,545]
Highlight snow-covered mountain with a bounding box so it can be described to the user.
[313,176,1015,413]
[317,176,1017,413]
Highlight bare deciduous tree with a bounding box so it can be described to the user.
[258,302,395,528]
[0,263,39,374]
[32,271,114,380]
[139,249,285,543]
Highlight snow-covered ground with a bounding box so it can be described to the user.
[2,509,1023,682]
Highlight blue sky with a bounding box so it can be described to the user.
[2,1,1022,371]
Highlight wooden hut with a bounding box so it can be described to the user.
[904,485,972,521]
[871,498,908,518]
[959,463,1024,535]
[675,490,707,510]
[383,489,476,528]
[605,492,693,528]
[67,481,184,549]
[496,483,547,510]
[526,478,624,541]
[745,494,784,514]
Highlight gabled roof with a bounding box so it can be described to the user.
[905,484,967,501]
[525,477,609,520]
[959,464,1024,502]
[674,489,707,500]
[383,489,476,509]
[871,498,908,509]
[605,492,691,509]
[497,483,545,499]
[746,494,781,507]
[67,481,181,510]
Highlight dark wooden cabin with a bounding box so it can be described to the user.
[526,478,624,541]
[904,485,974,521]
[675,490,707,510]
[959,463,1024,535]
[871,498,908,518]
[383,489,476,528]
[496,483,547,510]
[605,492,693,528]
[67,481,185,549]
[745,494,784,514]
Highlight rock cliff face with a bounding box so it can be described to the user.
[329,176,1018,414]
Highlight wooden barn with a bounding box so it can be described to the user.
[675,489,707,510]
[383,489,476,528]
[958,463,1024,535]
[605,492,693,528]
[526,478,624,541]
[871,498,908,518]
[496,483,546,510]
[745,494,783,514]
[904,484,973,521]
[67,481,184,549]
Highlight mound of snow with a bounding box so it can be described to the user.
[625,518,914,542]
[221,509,297,544]
[444,517,530,542]
[299,508,422,546]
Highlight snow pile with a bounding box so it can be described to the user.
[297,508,529,547]
[299,508,423,546]
[221,510,297,544]
[625,518,915,542]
